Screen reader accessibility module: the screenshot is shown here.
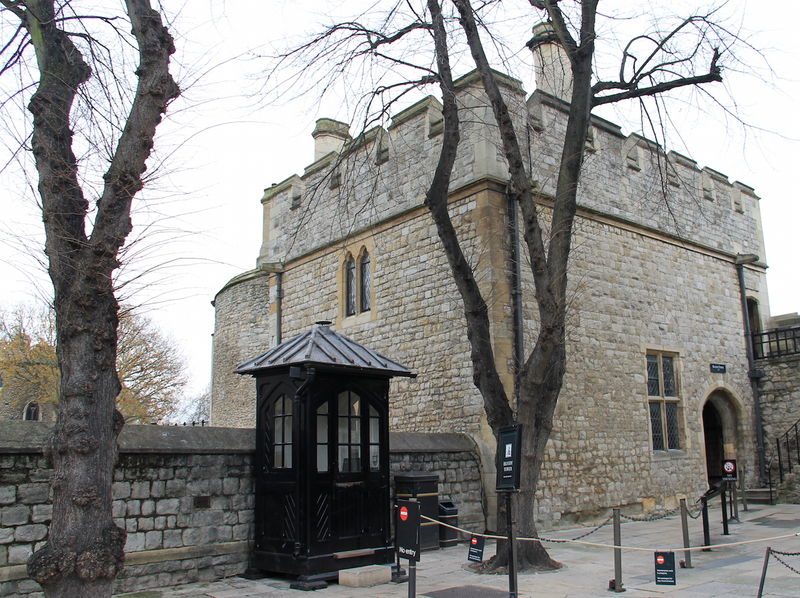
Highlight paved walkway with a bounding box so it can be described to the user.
[116,503,800,598]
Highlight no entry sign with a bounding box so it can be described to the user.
[467,535,485,563]
[396,500,420,562]
[722,459,737,482]
[654,551,676,585]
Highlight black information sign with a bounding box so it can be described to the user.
[710,363,727,374]
[654,551,676,585]
[467,535,485,563]
[721,459,737,482]
[396,500,420,562]
[496,423,522,491]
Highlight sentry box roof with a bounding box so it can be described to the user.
[235,321,414,379]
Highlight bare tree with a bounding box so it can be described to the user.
[0,304,59,417]
[0,1,179,596]
[0,305,188,423]
[268,0,740,570]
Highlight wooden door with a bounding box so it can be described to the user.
[309,380,389,555]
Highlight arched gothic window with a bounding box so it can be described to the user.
[23,402,40,421]
[359,250,371,312]
[345,254,357,317]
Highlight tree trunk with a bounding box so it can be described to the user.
[11,2,179,596]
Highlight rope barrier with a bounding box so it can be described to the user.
[620,507,680,522]
[420,514,800,553]
[686,506,702,519]
[568,514,613,541]
[770,553,800,576]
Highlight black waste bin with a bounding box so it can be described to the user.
[395,472,439,550]
[438,501,458,548]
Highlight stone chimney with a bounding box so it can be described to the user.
[528,22,573,101]
[311,118,351,161]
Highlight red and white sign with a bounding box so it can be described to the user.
[471,537,478,545]
[656,555,665,565]
[722,459,738,481]
[399,506,409,522]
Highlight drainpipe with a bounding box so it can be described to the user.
[274,271,283,345]
[507,192,524,401]
[735,253,766,485]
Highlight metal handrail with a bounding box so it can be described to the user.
[773,417,800,485]
[753,326,800,360]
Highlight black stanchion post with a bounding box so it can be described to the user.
[740,465,748,512]
[702,497,711,551]
[611,507,624,592]
[756,547,771,598]
[679,498,693,569]
[506,492,518,598]
[496,423,522,598]
[408,562,416,598]
[721,488,730,536]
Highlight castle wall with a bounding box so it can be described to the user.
[215,178,762,526]
[210,270,271,427]
[212,69,770,524]
[535,213,755,525]
[759,354,800,450]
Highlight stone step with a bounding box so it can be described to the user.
[745,487,774,504]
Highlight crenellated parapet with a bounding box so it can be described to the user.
[258,74,765,275]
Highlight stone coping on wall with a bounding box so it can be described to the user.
[0,422,477,456]
[389,431,478,453]
[0,422,254,454]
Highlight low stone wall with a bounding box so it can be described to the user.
[0,423,483,597]
[390,431,484,531]
[0,423,254,597]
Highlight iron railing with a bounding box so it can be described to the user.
[774,417,800,485]
[753,326,800,360]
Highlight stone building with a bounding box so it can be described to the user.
[0,378,55,423]
[211,33,795,528]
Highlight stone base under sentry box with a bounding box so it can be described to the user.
[338,564,393,587]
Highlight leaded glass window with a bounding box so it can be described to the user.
[646,355,660,396]
[649,402,664,451]
[665,402,680,449]
[359,251,371,312]
[345,255,356,316]
[646,352,681,451]
[662,356,676,396]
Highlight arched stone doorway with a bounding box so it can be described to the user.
[702,390,739,486]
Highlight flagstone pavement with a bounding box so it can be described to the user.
[115,503,799,598]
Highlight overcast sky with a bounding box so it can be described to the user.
[0,1,797,401]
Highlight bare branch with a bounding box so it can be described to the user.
[593,47,721,106]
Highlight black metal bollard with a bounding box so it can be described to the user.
[701,497,711,551]
[609,508,624,592]
[679,498,693,568]
[756,547,772,598]
[721,488,730,535]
